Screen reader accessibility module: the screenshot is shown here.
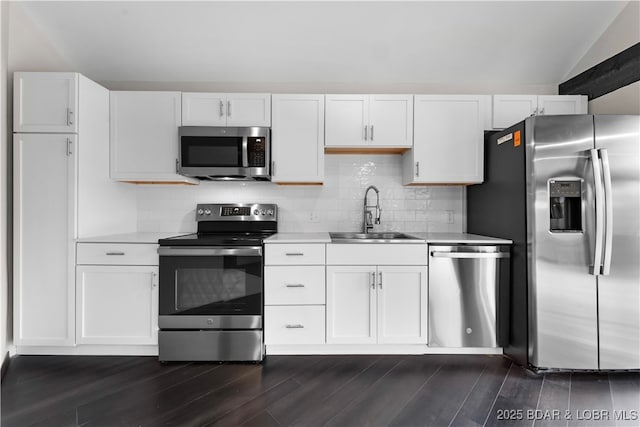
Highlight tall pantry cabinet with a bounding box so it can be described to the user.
[13,72,136,348]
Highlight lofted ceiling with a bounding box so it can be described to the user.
[11,1,630,90]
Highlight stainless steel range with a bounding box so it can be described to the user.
[157,203,277,362]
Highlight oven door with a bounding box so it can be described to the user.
[158,246,263,330]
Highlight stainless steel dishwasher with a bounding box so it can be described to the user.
[428,245,510,347]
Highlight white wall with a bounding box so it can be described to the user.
[136,155,465,234]
[1,0,10,363]
[565,1,640,114]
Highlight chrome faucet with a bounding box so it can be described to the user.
[363,185,381,233]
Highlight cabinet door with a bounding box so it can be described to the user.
[369,95,413,147]
[182,92,227,126]
[226,93,271,127]
[110,91,194,183]
[325,95,369,147]
[538,95,587,116]
[271,94,324,183]
[377,266,427,344]
[14,72,78,133]
[326,266,376,344]
[14,134,77,346]
[411,95,484,184]
[492,95,538,129]
[76,266,158,345]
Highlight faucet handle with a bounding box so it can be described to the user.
[375,209,381,224]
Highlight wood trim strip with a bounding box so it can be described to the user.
[324,147,410,155]
[559,43,640,100]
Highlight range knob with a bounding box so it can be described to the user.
[197,209,204,215]
[254,209,260,215]
[267,209,274,216]
[204,209,212,215]
[261,210,266,215]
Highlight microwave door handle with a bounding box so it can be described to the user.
[242,137,249,167]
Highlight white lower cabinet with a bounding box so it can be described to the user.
[264,244,326,347]
[76,266,158,345]
[326,265,428,345]
[76,243,159,346]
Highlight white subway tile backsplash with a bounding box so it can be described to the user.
[136,154,465,233]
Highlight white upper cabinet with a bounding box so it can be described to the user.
[271,94,324,184]
[182,92,271,127]
[537,95,588,116]
[110,91,197,184]
[325,95,413,148]
[403,95,485,185]
[492,94,587,129]
[14,72,78,133]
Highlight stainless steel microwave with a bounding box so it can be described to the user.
[178,126,270,181]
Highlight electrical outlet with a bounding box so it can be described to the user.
[309,212,320,223]
[446,210,454,224]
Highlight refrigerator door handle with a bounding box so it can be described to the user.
[590,149,605,276]
[600,148,613,275]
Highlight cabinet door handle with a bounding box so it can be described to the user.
[106,252,125,256]
[415,162,420,177]
[285,284,305,288]
[378,271,382,289]
[219,100,224,117]
[370,271,375,289]
[272,161,276,176]
[66,138,72,156]
[67,108,74,126]
[370,125,374,141]
[227,101,231,117]
[539,108,545,115]
[175,158,179,173]
[364,125,368,141]
[285,324,304,329]
[285,252,304,256]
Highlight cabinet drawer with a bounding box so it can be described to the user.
[77,243,158,265]
[265,306,325,345]
[265,266,325,305]
[265,244,325,265]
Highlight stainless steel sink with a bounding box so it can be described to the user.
[329,232,424,243]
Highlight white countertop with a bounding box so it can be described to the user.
[412,232,512,244]
[76,232,184,244]
[264,232,510,244]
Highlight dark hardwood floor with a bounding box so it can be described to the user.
[2,354,639,427]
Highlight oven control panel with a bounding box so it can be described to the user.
[196,203,277,221]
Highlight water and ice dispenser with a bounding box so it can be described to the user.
[549,179,582,232]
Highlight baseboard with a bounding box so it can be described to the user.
[1,351,10,383]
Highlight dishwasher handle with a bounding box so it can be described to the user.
[430,251,509,259]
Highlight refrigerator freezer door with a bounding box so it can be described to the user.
[527,115,599,370]
[595,115,640,369]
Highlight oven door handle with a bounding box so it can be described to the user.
[158,247,263,257]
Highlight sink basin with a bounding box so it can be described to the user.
[329,232,423,243]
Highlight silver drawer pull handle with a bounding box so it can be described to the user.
[285,284,305,288]
[285,253,304,256]
[106,252,125,256]
[285,324,304,329]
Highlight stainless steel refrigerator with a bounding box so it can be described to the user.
[467,115,639,370]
